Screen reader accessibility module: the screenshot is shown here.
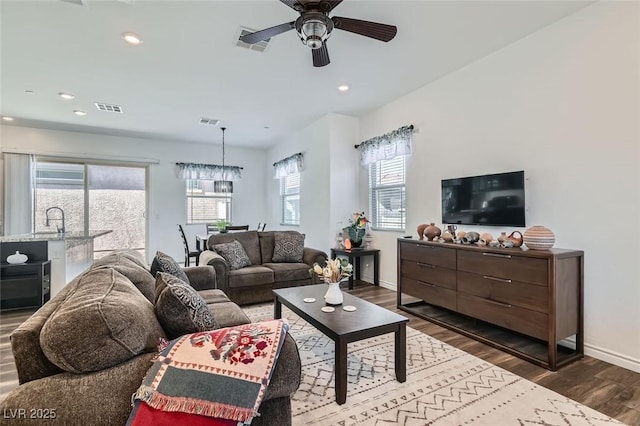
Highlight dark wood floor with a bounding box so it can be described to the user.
[1,283,639,424]
[348,282,640,425]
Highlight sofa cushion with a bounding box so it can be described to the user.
[198,289,231,305]
[40,268,165,374]
[272,232,305,263]
[91,252,155,303]
[228,265,274,289]
[213,240,252,270]
[259,231,301,264]
[262,262,312,282]
[207,302,251,328]
[207,230,261,265]
[150,251,190,284]
[155,273,216,339]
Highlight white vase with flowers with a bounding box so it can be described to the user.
[311,258,353,305]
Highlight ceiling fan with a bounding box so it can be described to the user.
[240,0,397,67]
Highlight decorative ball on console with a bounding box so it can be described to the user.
[480,232,494,246]
[462,231,480,244]
[523,226,555,250]
[442,231,454,243]
[424,223,442,241]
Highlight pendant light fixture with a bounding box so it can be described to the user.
[214,127,233,193]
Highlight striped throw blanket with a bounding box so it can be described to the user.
[127,319,289,426]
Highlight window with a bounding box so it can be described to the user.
[280,173,300,225]
[186,180,231,224]
[368,155,406,230]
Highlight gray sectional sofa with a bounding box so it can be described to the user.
[200,230,328,305]
[0,250,301,426]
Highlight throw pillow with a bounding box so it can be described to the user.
[150,251,190,285]
[272,232,305,263]
[40,268,166,373]
[212,240,252,270]
[155,272,216,339]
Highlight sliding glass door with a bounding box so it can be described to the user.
[34,159,147,259]
[88,164,146,258]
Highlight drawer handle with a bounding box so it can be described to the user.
[484,298,512,308]
[482,275,512,283]
[417,262,435,269]
[483,253,512,259]
[424,283,436,288]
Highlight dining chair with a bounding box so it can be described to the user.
[226,225,250,231]
[257,222,267,232]
[178,224,199,266]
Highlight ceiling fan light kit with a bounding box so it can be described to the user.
[296,12,333,49]
[239,0,397,67]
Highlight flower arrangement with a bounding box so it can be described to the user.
[348,212,369,229]
[345,212,369,248]
[311,258,353,284]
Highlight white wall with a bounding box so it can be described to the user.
[358,2,640,371]
[266,113,359,253]
[0,125,267,262]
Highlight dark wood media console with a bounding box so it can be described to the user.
[397,238,584,370]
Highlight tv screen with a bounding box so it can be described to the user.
[441,171,525,227]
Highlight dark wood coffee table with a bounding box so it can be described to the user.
[273,284,408,405]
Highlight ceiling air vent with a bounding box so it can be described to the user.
[94,103,123,113]
[236,27,270,52]
[199,117,219,126]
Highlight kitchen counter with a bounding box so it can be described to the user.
[0,230,112,243]
[0,230,112,298]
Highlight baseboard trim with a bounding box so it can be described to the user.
[582,343,640,373]
[370,280,640,373]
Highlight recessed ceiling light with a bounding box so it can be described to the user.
[338,84,350,92]
[73,110,87,116]
[58,92,75,100]
[2,116,15,121]
[122,32,143,45]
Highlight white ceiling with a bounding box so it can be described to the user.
[0,0,591,148]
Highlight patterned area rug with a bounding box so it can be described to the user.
[244,304,625,426]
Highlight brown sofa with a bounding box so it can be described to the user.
[199,230,327,305]
[0,250,301,426]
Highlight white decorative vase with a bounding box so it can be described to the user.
[6,251,28,264]
[324,282,343,305]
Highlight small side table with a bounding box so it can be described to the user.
[330,248,380,290]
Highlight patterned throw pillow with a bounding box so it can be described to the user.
[212,240,252,270]
[150,251,190,285]
[272,232,305,263]
[155,272,216,339]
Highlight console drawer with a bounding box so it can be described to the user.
[401,260,456,290]
[457,292,548,340]
[457,250,548,286]
[401,277,457,311]
[400,243,456,269]
[457,270,548,313]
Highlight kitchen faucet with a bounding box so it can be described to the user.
[45,206,65,233]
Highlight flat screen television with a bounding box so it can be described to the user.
[441,171,525,227]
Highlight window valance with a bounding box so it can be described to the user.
[176,162,243,181]
[355,125,414,165]
[273,153,303,179]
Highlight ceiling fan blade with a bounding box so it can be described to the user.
[332,16,397,42]
[312,44,330,67]
[240,21,295,44]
